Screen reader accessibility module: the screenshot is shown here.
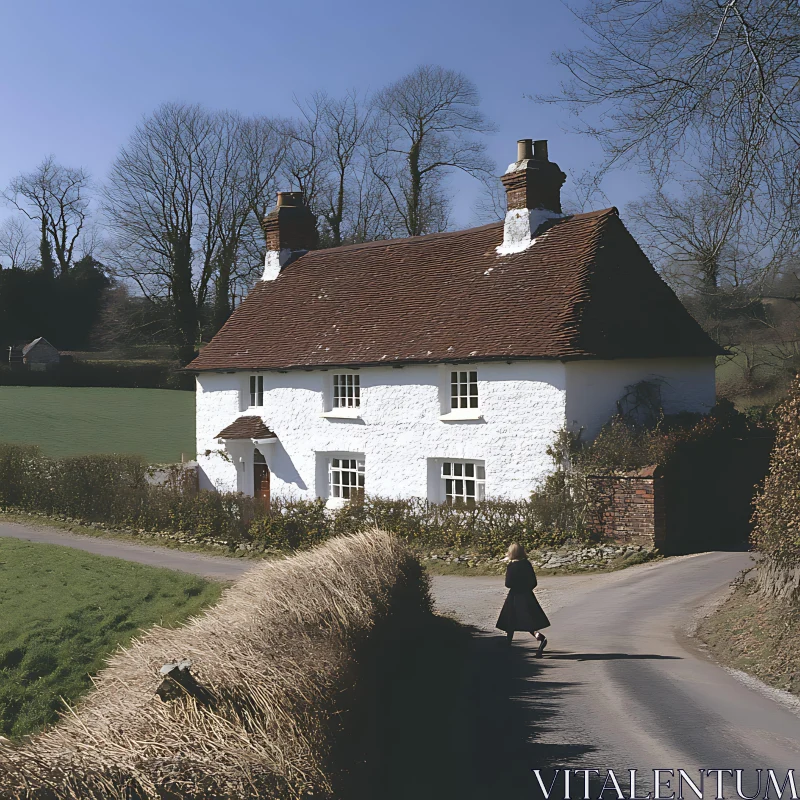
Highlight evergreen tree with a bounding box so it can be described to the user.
[38,220,56,279]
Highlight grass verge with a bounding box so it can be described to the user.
[695,578,800,696]
[0,538,222,739]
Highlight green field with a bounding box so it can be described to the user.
[0,387,194,463]
[0,539,222,737]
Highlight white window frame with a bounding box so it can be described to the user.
[441,460,485,506]
[333,373,360,408]
[450,369,478,409]
[249,374,264,408]
[439,367,482,421]
[328,457,365,501]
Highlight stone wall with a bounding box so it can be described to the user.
[587,465,666,550]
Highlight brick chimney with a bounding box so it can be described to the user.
[261,192,318,281]
[496,139,567,255]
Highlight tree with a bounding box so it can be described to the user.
[370,65,496,237]
[284,90,391,247]
[541,0,800,256]
[103,103,218,364]
[38,219,57,278]
[3,155,91,277]
[208,113,286,332]
[104,103,285,362]
[0,218,35,270]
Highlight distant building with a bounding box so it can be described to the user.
[22,337,61,371]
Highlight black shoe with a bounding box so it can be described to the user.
[535,636,547,658]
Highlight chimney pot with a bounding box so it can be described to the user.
[276,191,304,208]
[517,139,533,162]
[533,140,548,161]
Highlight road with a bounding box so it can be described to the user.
[2,520,798,798]
[431,552,800,799]
[0,519,250,580]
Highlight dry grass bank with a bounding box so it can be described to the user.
[0,530,431,799]
[696,576,800,696]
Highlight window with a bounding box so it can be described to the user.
[249,375,264,407]
[450,370,478,409]
[333,374,360,408]
[442,461,485,506]
[329,457,365,500]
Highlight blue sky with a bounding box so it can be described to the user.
[0,0,647,230]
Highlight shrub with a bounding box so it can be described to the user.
[752,375,800,567]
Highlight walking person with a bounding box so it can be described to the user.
[496,542,550,656]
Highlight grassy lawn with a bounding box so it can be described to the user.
[0,539,221,738]
[0,386,194,463]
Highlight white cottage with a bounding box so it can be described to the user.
[188,139,722,506]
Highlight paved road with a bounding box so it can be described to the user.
[431,552,800,799]
[0,520,252,580]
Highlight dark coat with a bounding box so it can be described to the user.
[495,559,550,633]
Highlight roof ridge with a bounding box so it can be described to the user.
[295,207,619,260]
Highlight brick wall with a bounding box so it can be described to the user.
[587,465,666,550]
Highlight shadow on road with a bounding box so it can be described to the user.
[547,651,681,661]
[342,615,600,799]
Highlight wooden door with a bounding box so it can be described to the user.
[253,449,270,510]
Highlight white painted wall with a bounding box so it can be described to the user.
[564,357,717,440]
[196,362,568,501]
[196,357,716,502]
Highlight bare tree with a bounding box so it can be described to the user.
[103,103,219,364]
[627,186,772,300]
[282,91,389,247]
[208,112,286,330]
[540,0,800,253]
[370,65,496,237]
[3,156,91,277]
[0,217,36,270]
[104,103,286,361]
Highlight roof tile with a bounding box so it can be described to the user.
[189,208,723,372]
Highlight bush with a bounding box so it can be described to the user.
[752,375,800,568]
[0,445,260,542]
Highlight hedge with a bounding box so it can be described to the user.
[0,362,193,390]
[0,445,588,556]
[0,401,771,557]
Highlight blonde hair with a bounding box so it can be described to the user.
[506,542,526,561]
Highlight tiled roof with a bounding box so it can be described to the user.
[215,416,276,440]
[189,208,724,372]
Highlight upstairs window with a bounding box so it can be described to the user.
[333,374,360,408]
[442,461,485,506]
[450,370,478,410]
[329,457,365,500]
[249,375,264,407]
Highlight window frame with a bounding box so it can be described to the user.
[450,369,479,410]
[328,456,365,501]
[441,460,486,506]
[249,374,264,408]
[332,373,361,409]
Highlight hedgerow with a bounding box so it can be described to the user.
[0,399,771,557]
[751,375,800,568]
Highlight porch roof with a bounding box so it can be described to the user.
[215,416,277,441]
